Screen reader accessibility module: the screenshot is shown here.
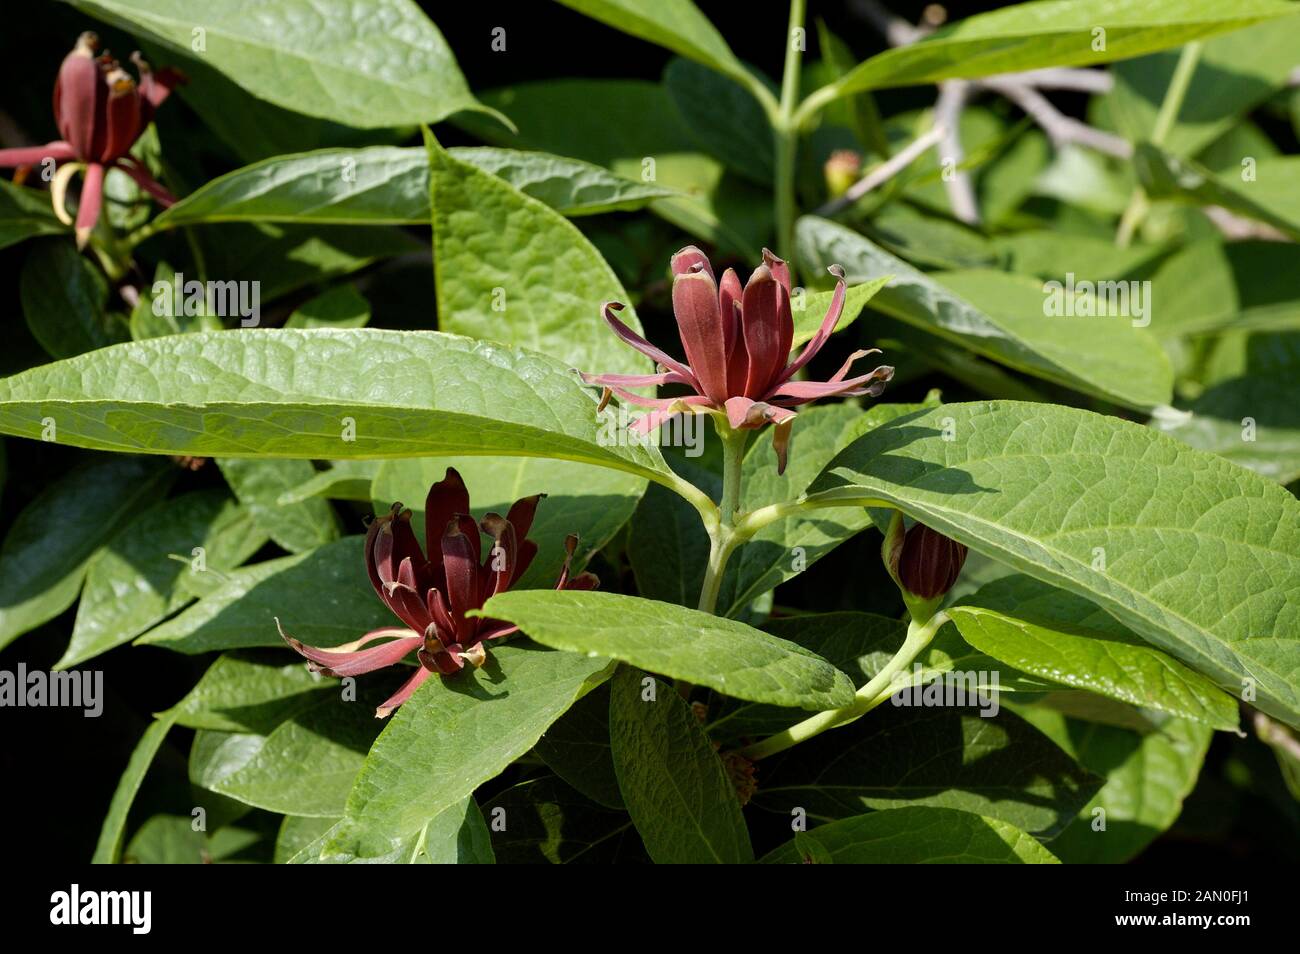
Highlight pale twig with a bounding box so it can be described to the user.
[1203,205,1291,242]
[816,123,947,215]
[984,67,1114,94]
[934,81,980,224]
[984,79,1133,158]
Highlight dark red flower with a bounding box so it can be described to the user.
[0,32,184,247]
[582,246,893,473]
[888,521,969,600]
[277,468,597,718]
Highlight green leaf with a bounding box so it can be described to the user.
[0,457,173,650]
[212,691,386,817]
[322,643,612,861]
[1016,706,1211,863]
[609,668,753,863]
[482,776,643,863]
[1105,22,1300,158]
[761,807,1059,864]
[20,240,127,359]
[0,328,671,482]
[807,400,1300,728]
[461,80,773,256]
[372,455,645,589]
[753,703,1102,838]
[554,0,748,87]
[59,490,268,669]
[286,286,370,330]
[797,217,1172,410]
[70,0,500,129]
[1136,146,1300,241]
[483,590,856,711]
[820,0,1298,101]
[429,132,649,378]
[1154,376,1300,485]
[93,711,179,863]
[151,146,672,231]
[664,57,774,185]
[0,180,66,250]
[534,683,624,809]
[1146,239,1300,338]
[276,815,337,864]
[217,458,339,553]
[138,536,390,655]
[627,461,719,607]
[951,575,1240,731]
[175,650,333,734]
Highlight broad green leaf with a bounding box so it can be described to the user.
[276,815,337,864]
[0,329,671,483]
[70,0,500,129]
[0,457,172,650]
[138,536,390,654]
[797,217,1173,410]
[213,691,386,817]
[290,797,495,863]
[429,132,649,378]
[862,204,999,271]
[20,240,127,359]
[753,702,1102,838]
[322,644,612,861]
[217,458,339,553]
[482,590,856,710]
[461,80,773,255]
[609,668,752,863]
[807,400,1300,728]
[761,807,1059,864]
[483,776,643,864]
[554,0,748,86]
[1136,146,1300,241]
[951,575,1240,731]
[1146,239,1300,338]
[59,490,268,669]
[994,231,1167,282]
[1152,376,1300,485]
[175,650,332,734]
[1016,706,1211,863]
[372,455,645,589]
[535,682,624,809]
[708,611,1043,745]
[0,180,66,250]
[820,0,1298,101]
[93,711,179,863]
[151,146,673,231]
[664,57,773,185]
[286,286,370,329]
[1105,22,1300,158]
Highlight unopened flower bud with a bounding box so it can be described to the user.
[882,511,968,613]
[824,149,862,199]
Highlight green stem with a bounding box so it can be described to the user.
[773,0,807,263]
[737,611,948,760]
[1116,41,1203,248]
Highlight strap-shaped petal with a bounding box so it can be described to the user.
[672,269,730,403]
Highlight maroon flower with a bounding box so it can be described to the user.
[0,32,183,247]
[582,246,893,473]
[886,520,969,600]
[277,468,597,718]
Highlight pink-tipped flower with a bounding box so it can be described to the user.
[0,32,184,247]
[278,468,597,718]
[582,246,893,473]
